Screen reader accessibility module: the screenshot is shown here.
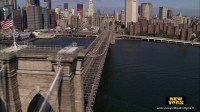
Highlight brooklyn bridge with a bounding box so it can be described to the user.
[0,19,115,112]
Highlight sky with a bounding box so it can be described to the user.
[18,0,200,16]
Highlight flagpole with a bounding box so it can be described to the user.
[11,9,17,49]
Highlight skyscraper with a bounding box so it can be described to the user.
[114,10,119,21]
[121,10,125,25]
[0,0,3,8]
[64,3,68,10]
[125,0,138,27]
[50,9,56,28]
[141,3,153,20]
[138,5,141,16]
[13,8,23,30]
[77,3,84,18]
[26,5,42,30]
[34,0,40,6]
[29,0,40,6]
[159,6,167,20]
[167,9,174,19]
[44,0,51,9]
[88,0,94,16]
[71,15,79,28]
[8,0,17,9]
[42,8,50,29]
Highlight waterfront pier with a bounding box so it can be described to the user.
[116,35,200,46]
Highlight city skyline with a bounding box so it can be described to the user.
[17,0,200,16]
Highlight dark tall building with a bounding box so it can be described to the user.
[77,3,83,17]
[13,9,23,30]
[8,0,17,9]
[64,3,68,10]
[71,15,79,28]
[22,7,27,30]
[42,8,50,29]
[138,5,141,16]
[167,9,173,19]
[26,5,42,30]
[29,0,40,6]
[50,9,56,28]
[34,0,40,6]
[44,0,51,9]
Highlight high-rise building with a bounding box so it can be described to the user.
[26,5,42,30]
[29,0,40,6]
[172,13,184,26]
[125,0,138,27]
[13,9,23,30]
[77,3,84,18]
[141,3,153,20]
[55,5,61,20]
[44,0,51,9]
[64,3,68,10]
[42,8,50,29]
[138,5,141,16]
[114,10,119,21]
[22,7,27,29]
[121,10,125,25]
[7,0,17,9]
[88,0,94,16]
[167,9,173,19]
[159,6,167,20]
[50,9,56,28]
[0,0,3,8]
[71,15,79,28]
[93,15,103,27]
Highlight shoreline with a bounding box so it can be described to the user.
[0,38,38,44]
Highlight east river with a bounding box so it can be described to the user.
[34,38,200,112]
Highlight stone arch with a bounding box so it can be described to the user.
[104,21,108,30]
[101,17,115,31]
[109,21,113,30]
[22,90,56,112]
[0,98,6,112]
[27,93,54,112]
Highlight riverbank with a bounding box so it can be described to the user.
[0,37,38,44]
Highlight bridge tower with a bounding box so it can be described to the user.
[100,16,116,44]
[0,45,85,112]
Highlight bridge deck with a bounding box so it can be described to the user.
[83,31,111,111]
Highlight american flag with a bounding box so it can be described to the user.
[0,13,13,30]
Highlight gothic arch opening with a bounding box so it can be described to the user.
[0,98,6,112]
[109,21,113,30]
[27,93,54,112]
[104,21,108,30]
